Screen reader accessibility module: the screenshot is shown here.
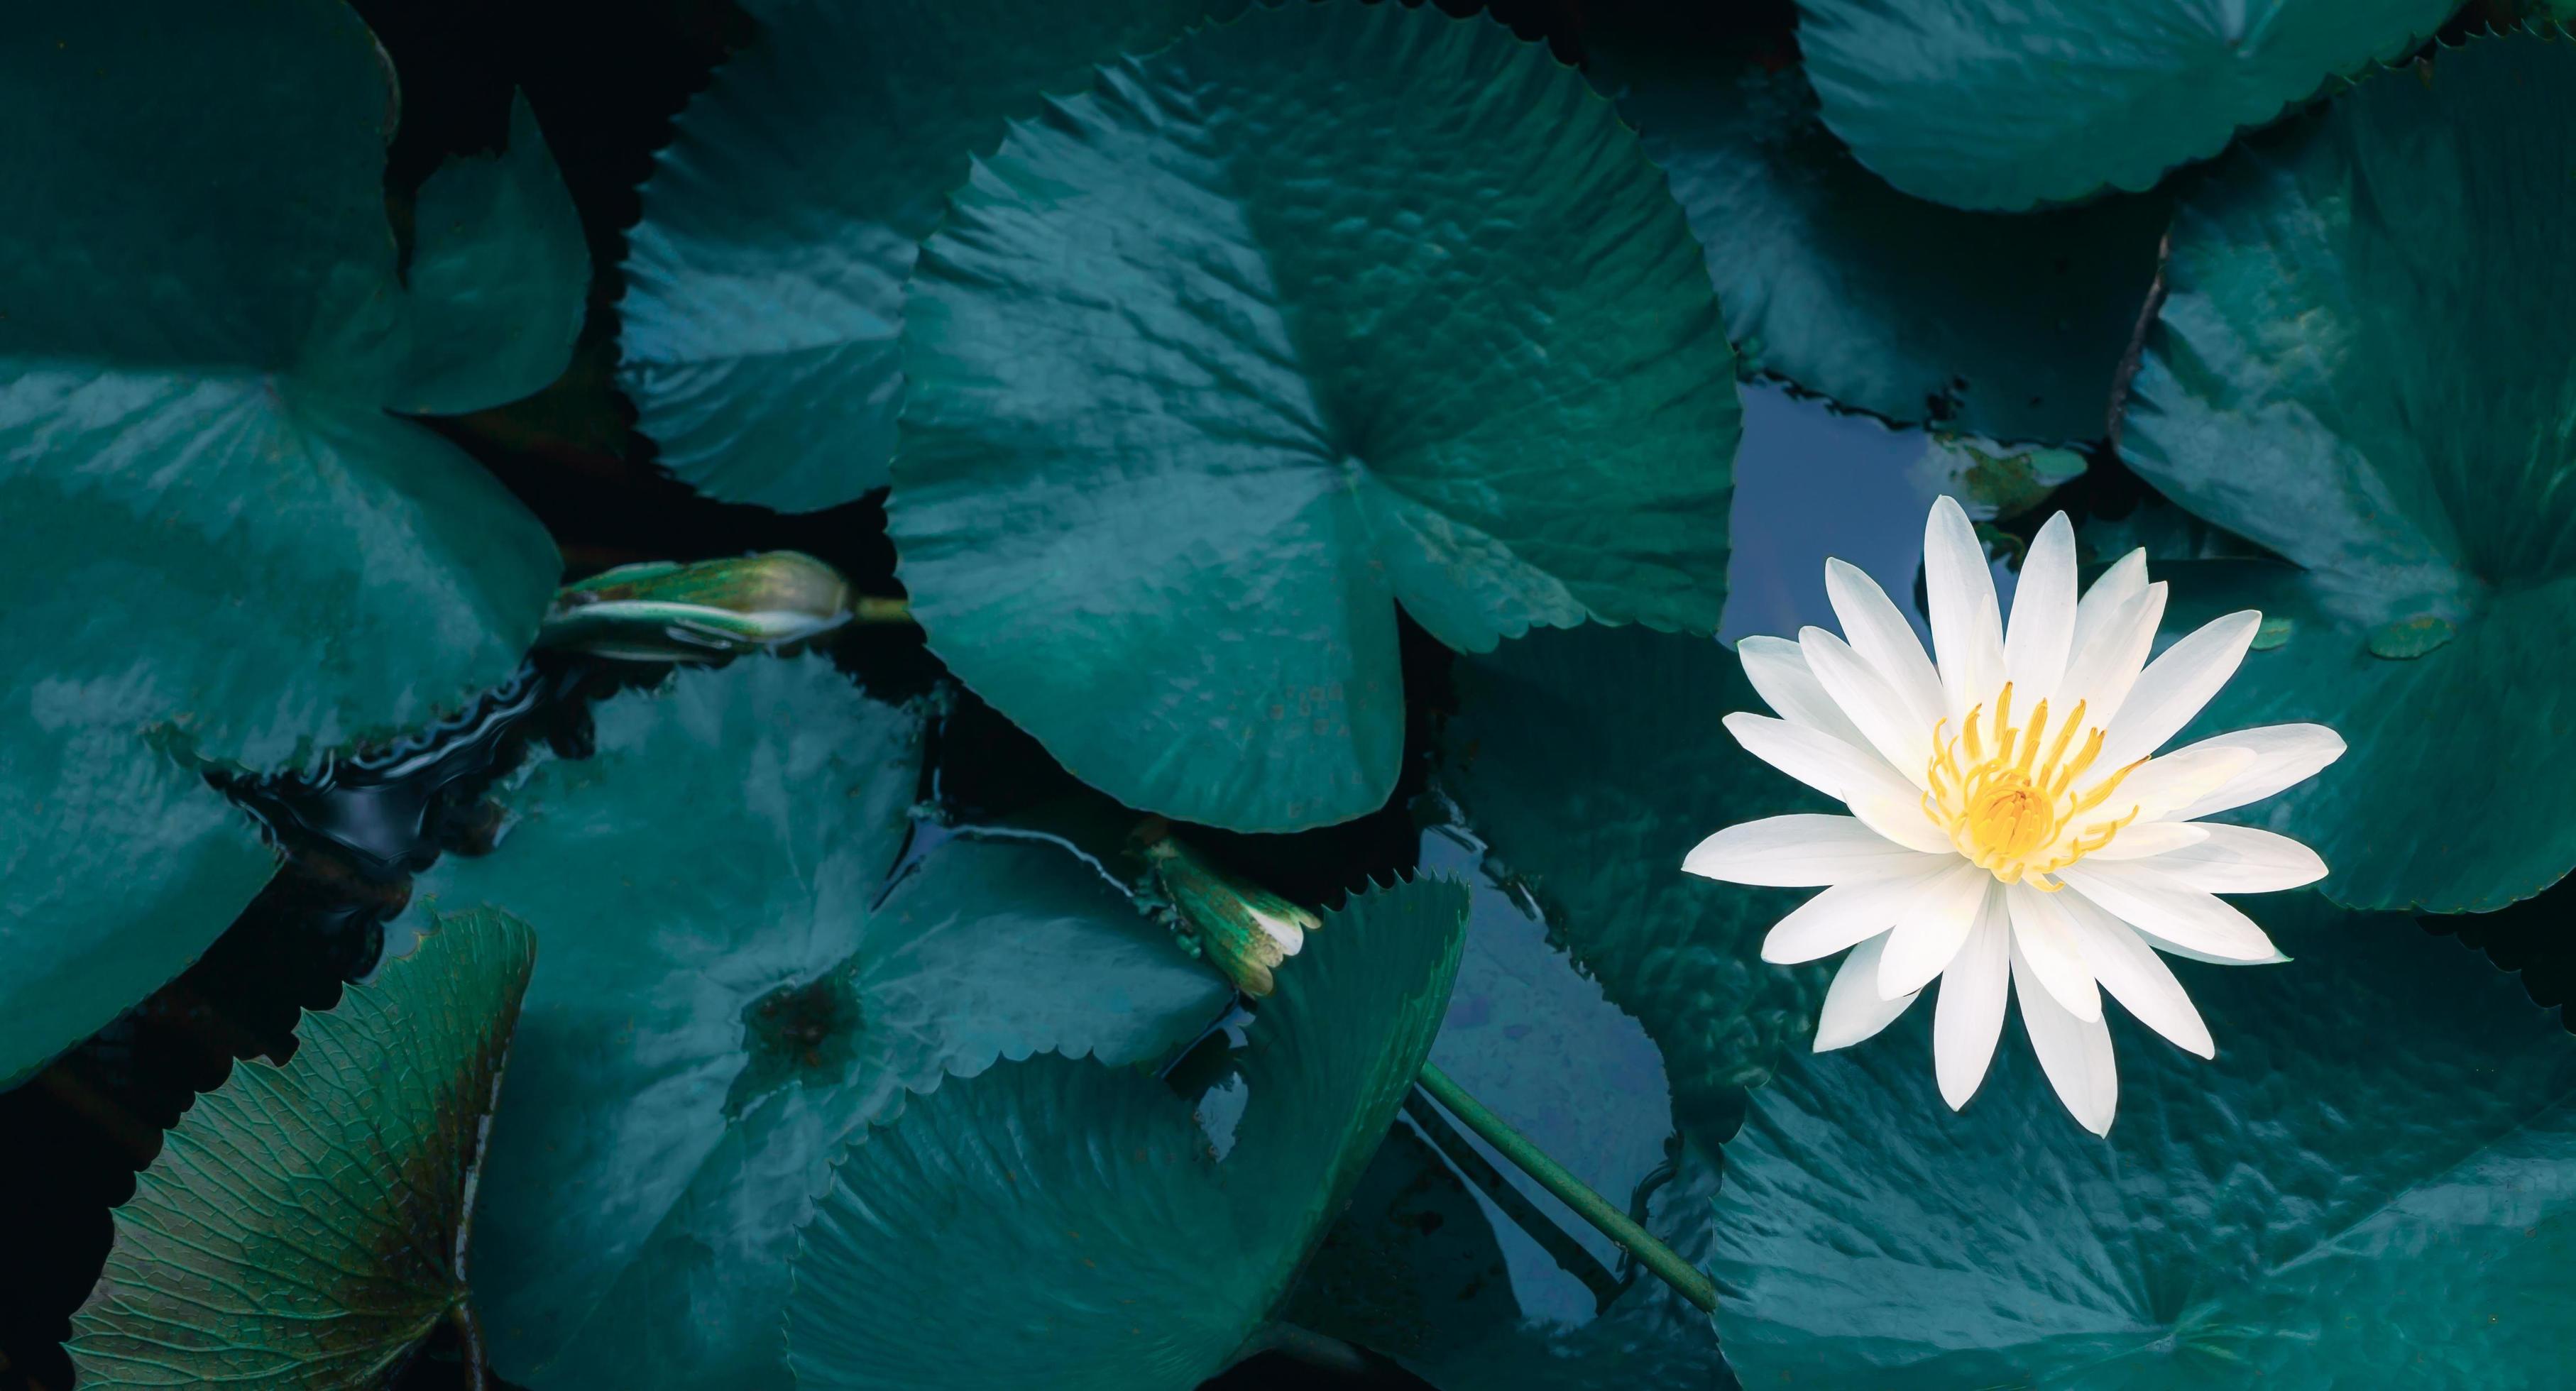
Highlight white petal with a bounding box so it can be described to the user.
[2109,744,2259,823]
[1723,713,1919,806]
[2068,548,2147,658]
[1801,627,1933,788]
[2103,824,2328,894]
[2004,883,2100,1022]
[1932,890,2011,1109]
[2058,894,2215,1057]
[1924,496,2006,720]
[2055,581,2166,732]
[2130,933,2290,967]
[2083,821,2210,861]
[2054,862,2281,962]
[2166,723,2349,822]
[1761,865,1955,964]
[2012,938,2120,1135]
[1878,862,1994,998]
[1848,790,1958,855]
[1814,935,1919,1051]
[1823,559,1944,730]
[2095,610,2262,770]
[1684,814,1942,887]
[1738,635,1870,749]
[2003,513,2078,701]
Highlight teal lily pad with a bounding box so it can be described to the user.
[1603,39,2166,442]
[1709,894,2576,1386]
[1289,837,1731,1387]
[415,655,1230,1390]
[892,0,1739,832]
[2120,31,2576,912]
[69,908,537,1389]
[1794,0,2455,210]
[0,0,584,1083]
[618,0,1244,511]
[782,874,1469,1390]
[1440,622,1829,1134]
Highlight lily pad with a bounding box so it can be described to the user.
[1708,894,2576,1386]
[1794,0,2455,210]
[67,907,537,1389]
[892,0,1740,832]
[783,874,1469,1390]
[414,655,1231,1390]
[2118,32,2576,912]
[1440,622,1829,1133]
[1604,40,2166,441]
[0,0,583,1083]
[618,0,1245,511]
[1289,838,1731,1387]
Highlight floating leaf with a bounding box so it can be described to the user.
[0,0,583,1083]
[2119,32,2576,912]
[892,0,1739,832]
[1794,0,2455,210]
[1709,894,2576,1385]
[415,656,1229,1390]
[395,94,591,417]
[1604,40,2164,441]
[68,908,537,1389]
[619,0,1245,511]
[1441,623,1829,1134]
[1290,839,1730,1387]
[783,874,1469,1390]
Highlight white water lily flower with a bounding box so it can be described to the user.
[1685,497,2344,1134]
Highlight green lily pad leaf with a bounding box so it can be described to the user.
[618,0,1245,511]
[1290,837,1730,1387]
[1913,436,2089,523]
[1604,40,2166,441]
[893,0,1740,832]
[393,94,591,416]
[2118,32,2576,912]
[1441,622,1828,1136]
[1709,894,2576,1386]
[783,874,1469,1390]
[1794,0,2455,210]
[0,0,581,1083]
[414,655,1230,1390]
[67,907,537,1388]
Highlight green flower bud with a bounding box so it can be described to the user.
[539,551,899,661]
[1141,828,1320,997]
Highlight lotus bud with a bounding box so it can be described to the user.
[1139,820,1320,997]
[539,551,904,661]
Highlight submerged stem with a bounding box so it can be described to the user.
[451,1299,489,1391]
[1413,1062,1720,1314]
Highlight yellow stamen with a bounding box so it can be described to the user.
[1922,686,2141,885]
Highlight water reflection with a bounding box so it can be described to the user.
[1721,380,2019,644]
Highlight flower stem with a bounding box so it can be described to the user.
[1413,1062,1719,1314]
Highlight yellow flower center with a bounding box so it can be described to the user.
[1924,682,2143,888]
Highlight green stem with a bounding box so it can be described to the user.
[850,595,913,625]
[1413,1062,1719,1314]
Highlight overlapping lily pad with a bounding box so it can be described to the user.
[2120,31,2576,913]
[0,0,585,1084]
[1709,895,2576,1385]
[1440,622,1829,1133]
[782,874,1468,1390]
[1602,39,2165,442]
[619,0,1245,510]
[1794,0,2455,210]
[415,656,1230,1390]
[68,908,537,1388]
[1289,840,1731,1387]
[893,0,1740,832]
